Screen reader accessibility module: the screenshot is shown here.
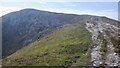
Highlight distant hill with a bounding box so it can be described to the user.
[2,9,85,58]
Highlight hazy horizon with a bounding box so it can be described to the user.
[0,1,118,20]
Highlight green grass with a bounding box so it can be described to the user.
[3,21,92,66]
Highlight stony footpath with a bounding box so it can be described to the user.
[85,17,120,66]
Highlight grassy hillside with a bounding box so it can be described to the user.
[2,9,85,58]
[3,21,92,66]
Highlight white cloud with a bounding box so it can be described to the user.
[0,6,22,16]
[39,8,118,20]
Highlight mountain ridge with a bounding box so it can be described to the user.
[2,8,120,66]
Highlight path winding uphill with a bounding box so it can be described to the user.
[85,17,120,66]
[104,33,119,66]
[86,18,102,66]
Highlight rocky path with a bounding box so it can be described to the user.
[85,17,120,66]
[86,20,102,66]
[103,33,119,66]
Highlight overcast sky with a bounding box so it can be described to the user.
[0,0,119,20]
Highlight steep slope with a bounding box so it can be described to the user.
[3,20,92,66]
[2,9,120,66]
[2,9,86,58]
